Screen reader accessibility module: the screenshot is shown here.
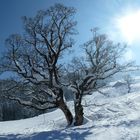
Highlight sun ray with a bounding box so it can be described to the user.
[117,10,140,44]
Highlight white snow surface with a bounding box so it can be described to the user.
[1,78,140,139]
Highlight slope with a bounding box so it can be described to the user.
[0,78,140,140]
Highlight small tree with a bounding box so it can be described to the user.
[66,29,132,126]
[0,4,77,126]
[123,74,133,93]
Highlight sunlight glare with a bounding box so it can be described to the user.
[117,10,140,44]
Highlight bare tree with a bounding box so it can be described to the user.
[0,4,77,126]
[66,29,133,126]
[123,74,133,93]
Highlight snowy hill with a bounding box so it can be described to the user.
[0,77,140,140]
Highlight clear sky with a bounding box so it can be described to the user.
[1,0,140,64]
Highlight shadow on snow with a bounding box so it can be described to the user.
[0,128,92,140]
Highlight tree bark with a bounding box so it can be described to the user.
[74,103,84,126]
[74,92,84,126]
[49,70,53,88]
[56,88,73,126]
[58,98,73,126]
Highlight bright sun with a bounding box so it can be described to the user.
[117,10,140,44]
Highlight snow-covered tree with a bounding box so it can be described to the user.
[0,4,77,126]
[66,29,133,126]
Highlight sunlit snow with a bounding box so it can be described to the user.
[1,76,140,139]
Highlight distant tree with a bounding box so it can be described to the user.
[123,74,133,93]
[66,29,133,126]
[0,4,77,126]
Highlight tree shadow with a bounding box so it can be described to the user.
[0,128,92,140]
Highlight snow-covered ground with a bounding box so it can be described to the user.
[1,77,140,140]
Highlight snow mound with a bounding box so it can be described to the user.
[113,81,126,88]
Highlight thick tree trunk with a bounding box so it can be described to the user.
[56,88,73,126]
[74,103,84,126]
[58,98,73,126]
[74,91,84,126]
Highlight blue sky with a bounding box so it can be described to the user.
[1,0,140,65]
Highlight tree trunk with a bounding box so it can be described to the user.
[58,98,73,126]
[74,91,84,126]
[56,88,73,126]
[49,70,53,88]
[74,103,84,126]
